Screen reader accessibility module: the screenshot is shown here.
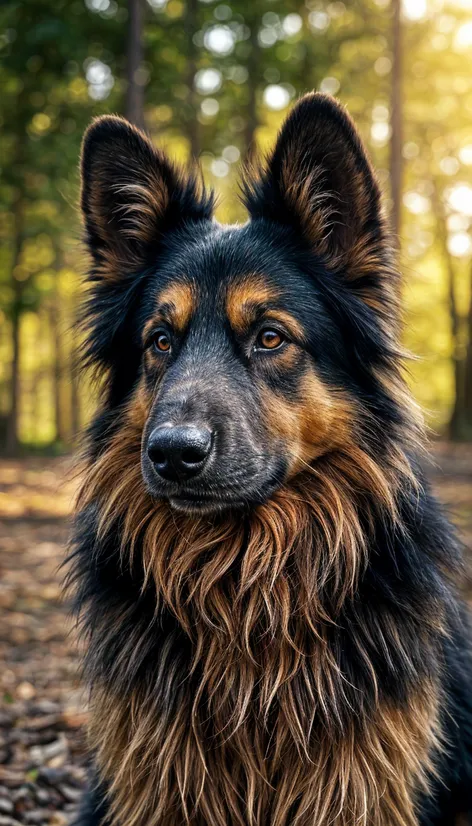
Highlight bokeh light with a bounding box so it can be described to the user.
[263,84,290,110]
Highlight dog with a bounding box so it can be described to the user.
[70,93,472,825]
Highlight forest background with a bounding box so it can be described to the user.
[1,7,472,821]
[1,0,472,453]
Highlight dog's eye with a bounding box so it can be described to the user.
[256,329,285,351]
[152,331,172,353]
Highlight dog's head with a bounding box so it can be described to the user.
[81,94,403,515]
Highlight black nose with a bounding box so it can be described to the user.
[147,425,213,482]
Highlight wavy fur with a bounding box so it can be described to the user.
[71,95,472,826]
[72,384,446,826]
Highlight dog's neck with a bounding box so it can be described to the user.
[80,422,407,720]
[80,440,440,826]
[79,409,410,638]
[76,416,444,826]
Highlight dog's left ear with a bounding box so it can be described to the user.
[243,93,394,297]
[80,116,214,274]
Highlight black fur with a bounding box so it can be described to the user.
[71,96,472,825]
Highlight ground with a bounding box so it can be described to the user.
[0,446,471,825]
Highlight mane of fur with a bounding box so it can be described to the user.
[70,365,451,826]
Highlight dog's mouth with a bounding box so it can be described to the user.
[166,469,287,514]
[142,451,289,515]
[168,493,246,515]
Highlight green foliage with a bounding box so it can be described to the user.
[1,0,471,447]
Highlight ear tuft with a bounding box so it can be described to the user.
[80,116,214,274]
[242,94,392,286]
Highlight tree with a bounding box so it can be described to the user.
[126,0,146,130]
[1,0,472,450]
[432,183,463,440]
[183,0,200,157]
[390,0,403,240]
[0,0,124,451]
[463,263,472,437]
[5,185,25,454]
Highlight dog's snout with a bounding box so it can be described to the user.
[147,425,213,482]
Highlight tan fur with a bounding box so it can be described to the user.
[226,276,280,334]
[153,281,195,334]
[78,378,439,826]
[89,681,439,826]
[261,372,357,474]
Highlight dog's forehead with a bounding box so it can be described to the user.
[143,222,332,343]
[153,271,281,314]
[153,224,293,318]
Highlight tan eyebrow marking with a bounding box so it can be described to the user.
[226,277,306,341]
[226,276,280,334]
[143,281,195,344]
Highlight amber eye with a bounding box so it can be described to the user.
[256,328,285,350]
[152,331,171,353]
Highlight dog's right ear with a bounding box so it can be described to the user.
[80,116,214,274]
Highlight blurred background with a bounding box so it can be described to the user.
[1,0,472,449]
[0,2,472,824]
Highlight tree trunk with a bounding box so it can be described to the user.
[67,288,81,441]
[126,0,146,131]
[446,262,464,441]
[50,295,68,446]
[462,261,472,437]
[433,187,465,440]
[244,15,260,161]
[70,360,81,442]
[31,369,41,447]
[184,0,200,158]
[5,199,24,455]
[390,0,403,241]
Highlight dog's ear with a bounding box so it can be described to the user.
[80,116,214,273]
[243,94,393,298]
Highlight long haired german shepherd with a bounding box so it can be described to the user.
[71,94,472,825]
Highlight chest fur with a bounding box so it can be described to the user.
[79,472,444,825]
[88,590,439,826]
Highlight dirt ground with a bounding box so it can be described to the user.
[0,445,471,825]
